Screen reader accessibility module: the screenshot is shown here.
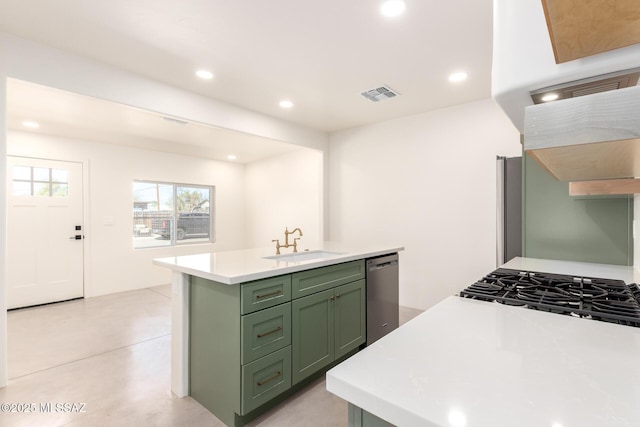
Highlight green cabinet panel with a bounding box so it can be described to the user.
[335,280,366,359]
[291,260,365,298]
[292,289,334,385]
[523,152,633,265]
[241,346,291,415]
[241,275,292,314]
[241,303,291,364]
[190,277,241,427]
[348,403,396,427]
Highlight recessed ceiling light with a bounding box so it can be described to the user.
[541,93,559,102]
[196,69,214,80]
[448,72,468,83]
[22,120,40,129]
[448,410,467,427]
[381,0,406,17]
[279,100,294,108]
[227,154,237,161]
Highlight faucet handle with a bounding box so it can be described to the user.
[293,238,300,253]
[271,239,281,255]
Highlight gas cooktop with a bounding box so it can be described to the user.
[460,268,640,327]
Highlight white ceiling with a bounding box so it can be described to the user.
[1,0,493,161]
[7,79,300,164]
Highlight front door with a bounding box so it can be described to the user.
[6,156,84,309]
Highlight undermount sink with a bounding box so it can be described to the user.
[262,250,344,262]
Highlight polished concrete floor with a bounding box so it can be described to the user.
[1,285,423,426]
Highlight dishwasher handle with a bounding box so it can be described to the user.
[367,254,399,272]
[368,260,398,271]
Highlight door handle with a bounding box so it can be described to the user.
[69,235,84,240]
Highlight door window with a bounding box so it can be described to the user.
[12,165,69,197]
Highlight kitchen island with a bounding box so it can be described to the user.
[153,242,403,426]
[326,257,640,427]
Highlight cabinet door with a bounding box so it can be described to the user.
[292,289,334,385]
[334,279,366,359]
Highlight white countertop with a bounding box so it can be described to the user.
[326,258,640,427]
[153,242,404,284]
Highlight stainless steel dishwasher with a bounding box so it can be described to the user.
[366,253,399,345]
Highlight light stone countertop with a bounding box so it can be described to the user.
[153,241,404,284]
[326,257,640,427]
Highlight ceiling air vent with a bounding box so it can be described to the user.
[530,68,640,104]
[361,85,400,102]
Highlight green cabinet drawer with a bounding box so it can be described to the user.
[241,303,291,364]
[291,260,365,298]
[241,346,291,415]
[241,275,292,314]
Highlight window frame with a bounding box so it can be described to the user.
[11,165,70,197]
[132,180,215,249]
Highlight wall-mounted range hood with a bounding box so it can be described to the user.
[523,70,640,188]
[492,1,640,189]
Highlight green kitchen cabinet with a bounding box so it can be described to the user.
[348,404,395,427]
[292,279,366,384]
[189,260,366,427]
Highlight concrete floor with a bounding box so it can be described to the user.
[0,285,423,426]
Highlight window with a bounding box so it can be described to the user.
[132,181,214,249]
[12,165,69,197]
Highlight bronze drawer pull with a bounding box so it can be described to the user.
[255,289,283,299]
[257,326,282,338]
[257,370,282,386]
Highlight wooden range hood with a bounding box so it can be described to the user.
[530,0,640,195]
[542,0,640,64]
[524,83,640,195]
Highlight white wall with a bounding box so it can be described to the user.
[329,98,522,310]
[0,74,7,387]
[244,149,324,249]
[8,131,247,297]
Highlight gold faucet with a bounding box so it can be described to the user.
[272,227,303,254]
